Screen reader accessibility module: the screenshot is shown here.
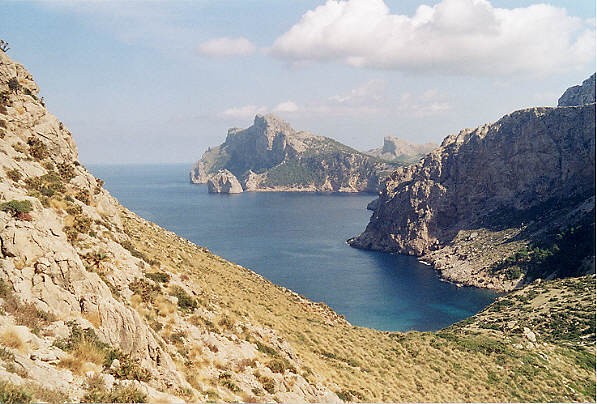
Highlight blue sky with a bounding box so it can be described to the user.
[2,0,595,164]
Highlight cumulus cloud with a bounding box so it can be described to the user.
[197,37,257,57]
[270,0,595,75]
[398,89,453,117]
[273,101,300,113]
[219,105,267,120]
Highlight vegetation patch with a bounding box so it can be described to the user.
[0,200,32,220]
[55,323,150,382]
[0,381,32,404]
[169,286,197,311]
[83,376,147,404]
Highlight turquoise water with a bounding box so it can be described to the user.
[88,164,499,331]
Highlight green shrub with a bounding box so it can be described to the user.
[266,358,296,374]
[0,381,32,404]
[170,286,197,311]
[144,271,170,284]
[0,200,32,218]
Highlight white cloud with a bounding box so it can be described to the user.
[197,37,257,57]
[219,105,267,120]
[273,101,300,113]
[270,0,595,75]
[328,79,386,105]
[398,90,453,117]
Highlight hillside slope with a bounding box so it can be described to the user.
[190,114,391,193]
[0,52,594,403]
[349,76,596,292]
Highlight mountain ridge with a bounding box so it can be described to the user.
[349,74,596,292]
[190,114,391,193]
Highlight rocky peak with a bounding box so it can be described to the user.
[558,73,596,106]
[350,84,596,291]
[367,136,437,163]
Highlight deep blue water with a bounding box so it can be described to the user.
[88,164,499,332]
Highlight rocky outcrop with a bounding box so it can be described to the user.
[190,114,390,192]
[350,75,596,291]
[558,73,596,106]
[366,137,437,163]
[207,170,243,194]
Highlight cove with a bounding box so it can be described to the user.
[88,163,499,332]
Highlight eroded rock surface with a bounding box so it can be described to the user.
[207,170,243,194]
[350,75,596,291]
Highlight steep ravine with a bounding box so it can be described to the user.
[0,52,595,403]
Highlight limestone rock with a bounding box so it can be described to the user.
[558,73,596,106]
[349,75,596,291]
[190,160,209,184]
[207,169,243,194]
[190,113,389,193]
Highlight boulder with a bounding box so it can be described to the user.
[207,170,243,194]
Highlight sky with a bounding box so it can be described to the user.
[1,0,595,164]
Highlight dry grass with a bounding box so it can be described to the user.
[0,328,26,353]
[121,210,596,403]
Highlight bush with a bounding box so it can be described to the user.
[83,382,147,403]
[0,200,33,219]
[75,190,90,205]
[5,168,21,182]
[7,78,20,94]
[170,286,197,311]
[73,214,92,233]
[27,137,48,160]
[129,278,161,304]
[0,381,32,404]
[144,271,170,284]
[56,162,75,181]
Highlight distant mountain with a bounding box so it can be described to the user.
[350,74,596,292]
[190,114,392,193]
[366,137,437,163]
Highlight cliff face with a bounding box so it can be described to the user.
[349,76,596,291]
[558,73,596,107]
[190,114,389,193]
[366,137,437,163]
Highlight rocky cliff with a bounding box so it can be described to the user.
[366,137,437,163]
[350,75,596,291]
[190,115,390,193]
[1,52,594,403]
[558,73,596,107]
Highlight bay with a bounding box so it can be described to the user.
[88,163,499,332]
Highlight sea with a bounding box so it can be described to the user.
[88,163,499,332]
